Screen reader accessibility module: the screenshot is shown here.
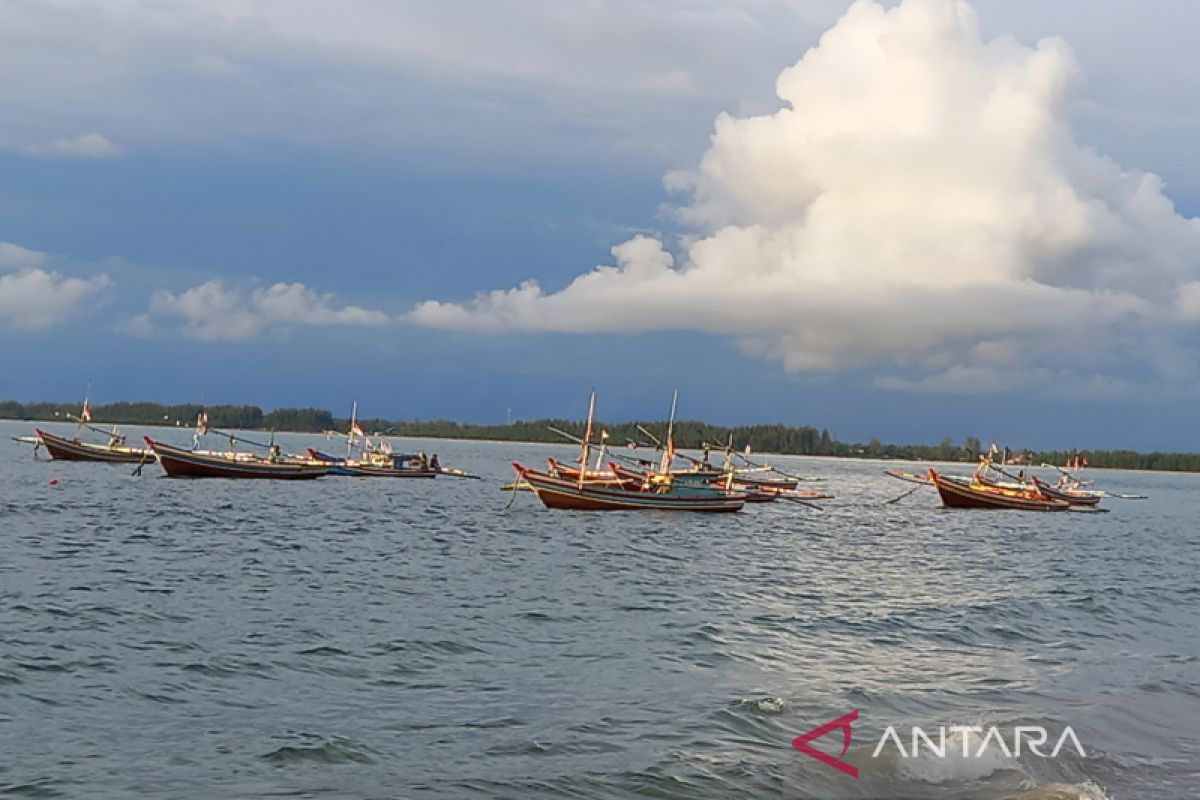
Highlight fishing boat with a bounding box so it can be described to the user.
[307,447,438,478]
[511,391,748,512]
[30,390,153,464]
[513,462,747,512]
[307,402,461,478]
[928,469,1069,511]
[701,436,806,491]
[1030,475,1103,507]
[36,428,153,464]
[145,437,330,479]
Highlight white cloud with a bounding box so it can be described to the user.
[409,0,1200,391]
[146,279,389,341]
[22,133,121,158]
[0,241,48,270]
[0,241,112,328]
[0,269,112,329]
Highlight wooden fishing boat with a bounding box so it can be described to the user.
[36,428,153,464]
[307,448,438,478]
[1030,475,1103,507]
[311,402,479,479]
[512,463,747,512]
[928,469,1069,511]
[145,437,330,479]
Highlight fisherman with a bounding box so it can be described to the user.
[430,454,440,472]
[418,451,428,470]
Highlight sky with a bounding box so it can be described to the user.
[3,0,1200,450]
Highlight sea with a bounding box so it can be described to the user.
[2,420,1197,799]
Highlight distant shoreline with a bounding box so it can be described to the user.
[7,406,1200,474]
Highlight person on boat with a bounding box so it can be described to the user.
[268,443,282,462]
[418,451,428,470]
[430,454,440,472]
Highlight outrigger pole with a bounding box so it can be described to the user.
[547,426,653,469]
[204,427,275,452]
[62,413,125,442]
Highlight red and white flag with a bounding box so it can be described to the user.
[81,400,92,422]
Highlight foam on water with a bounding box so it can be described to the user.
[895,726,1026,784]
[1011,780,1114,800]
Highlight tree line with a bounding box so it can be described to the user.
[6,399,1200,472]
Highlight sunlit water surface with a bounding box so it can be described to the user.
[2,421,1197,799]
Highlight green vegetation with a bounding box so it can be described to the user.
[5,399,1200,472]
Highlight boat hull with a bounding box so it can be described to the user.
[36,429,152,464]
[929,469,1068,511]
[515,464,745,512]
[146,438,329,479]
[1031,476,1103,507]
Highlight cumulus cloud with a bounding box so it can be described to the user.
[410,0,1200,390]
[0,242,48,270]
[0,241,111,328]
[144,280,389,341]
[22,133,121,159]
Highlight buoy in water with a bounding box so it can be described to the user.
[49,478,59,486]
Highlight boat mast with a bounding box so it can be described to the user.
[579,389,596,487]
[659,390,678,474]
[594,430,608,471]
[74,380,92,439]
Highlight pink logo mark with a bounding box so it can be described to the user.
[792,709,859,778]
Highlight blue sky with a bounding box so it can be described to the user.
[3,0,1200,451]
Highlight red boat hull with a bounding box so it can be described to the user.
[146,438,329,479]
[36,428,151,464]
[929,470,1068,511]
